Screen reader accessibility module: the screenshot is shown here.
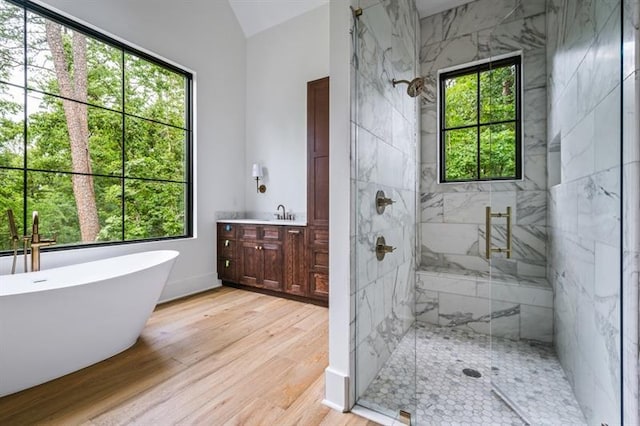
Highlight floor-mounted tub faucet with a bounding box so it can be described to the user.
[28,211,56,272]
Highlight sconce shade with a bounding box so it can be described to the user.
[252,163,263,178]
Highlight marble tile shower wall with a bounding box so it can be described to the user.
[546,1,623,423]
[350,0,419,400]
[418,0,548,279]
[622,0,640,422]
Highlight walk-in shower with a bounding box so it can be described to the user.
[350,0,625,424]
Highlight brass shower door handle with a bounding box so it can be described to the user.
[485,206,512,259]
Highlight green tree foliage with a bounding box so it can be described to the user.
[0,1,188,251]
[443,64,517,181]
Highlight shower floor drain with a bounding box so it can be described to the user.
[463,368,482,378]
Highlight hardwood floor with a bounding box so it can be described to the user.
[0,287,377,426]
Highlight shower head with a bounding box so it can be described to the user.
[392,77,424,98]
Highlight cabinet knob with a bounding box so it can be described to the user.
[258,246,263,250]
[255,245,259,250]
[224,260,230,268]
[224,239,230,247]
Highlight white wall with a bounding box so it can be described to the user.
[324,0,353,412]
[244,5,329,218]
[0,0,247,302]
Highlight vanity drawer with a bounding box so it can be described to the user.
[217,258,237,282]
[311,249,328,268]
[262,226,282,241]
[308,227,328,246]
[239,225,259,241]
[309,272,329,299]
[218,223,237,239]
[217,238,236,259]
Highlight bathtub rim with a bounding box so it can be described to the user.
[0,249,179,297]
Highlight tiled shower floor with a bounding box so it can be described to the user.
[358,322,586,425]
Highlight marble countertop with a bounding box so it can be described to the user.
[217,218,307,226]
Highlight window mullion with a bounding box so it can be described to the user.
[121,50,126,242]
[22,4,28,238]
[476,71,481,181]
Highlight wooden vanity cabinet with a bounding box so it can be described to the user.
[238,225,283,291]
[217,222,325,305]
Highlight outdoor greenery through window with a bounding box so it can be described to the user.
[439,56,521,182]
[0,0,192,252]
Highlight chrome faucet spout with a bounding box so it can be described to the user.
[276,204,286,220]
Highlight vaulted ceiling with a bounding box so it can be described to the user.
[229,0,476,38]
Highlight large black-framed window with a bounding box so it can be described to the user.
[0,0,193,253]
[439,56,522,183]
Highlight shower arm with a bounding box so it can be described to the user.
[392,79,412,87]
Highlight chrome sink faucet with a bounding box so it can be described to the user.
[277,204,286,220]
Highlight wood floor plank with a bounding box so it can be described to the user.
[222,397,286,426]
[264,327,329,410]
[0,287,377,426]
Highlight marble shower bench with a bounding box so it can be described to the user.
[416,267,553,343]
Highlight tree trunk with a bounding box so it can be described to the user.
[45,22,100,242]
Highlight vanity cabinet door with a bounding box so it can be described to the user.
[261,242,283,291]
[284,227,307,296]
[239,241,261,287]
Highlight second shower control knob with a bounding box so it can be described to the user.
[375,236,396,261]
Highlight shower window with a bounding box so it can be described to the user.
[439,56,521,183]
[0,0,193,252]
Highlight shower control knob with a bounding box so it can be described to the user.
[375,190,395,214]
[375,236,396,261]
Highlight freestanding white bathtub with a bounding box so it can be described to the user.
[0,250,179,397]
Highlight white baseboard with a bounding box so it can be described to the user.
[323,367,350,411]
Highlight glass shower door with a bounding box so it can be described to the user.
[351,0,419,423]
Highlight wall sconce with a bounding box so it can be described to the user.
[252,163,267,193]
